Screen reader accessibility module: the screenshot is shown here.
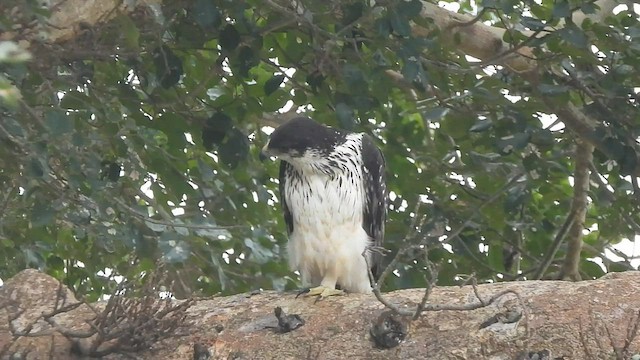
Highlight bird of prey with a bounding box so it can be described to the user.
[261,117,387,298]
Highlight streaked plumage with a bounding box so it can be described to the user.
[262,117,386,296]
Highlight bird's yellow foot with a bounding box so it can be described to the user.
[297,286,344,300]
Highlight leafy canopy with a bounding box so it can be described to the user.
[1,0,639,299]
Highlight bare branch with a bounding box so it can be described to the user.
[560,141,593,280]
[113,198,246,231]
[443,172,526,245]
[533,208,577,280]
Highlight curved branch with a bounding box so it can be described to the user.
[412,0,619,72]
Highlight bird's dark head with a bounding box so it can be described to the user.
[261,117,345,163]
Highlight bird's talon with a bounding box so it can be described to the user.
[298,286,344,301]
[296,288,311,298]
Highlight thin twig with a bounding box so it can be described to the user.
[424,288,523,312]
[413,251,438,320]
[113,198,246,230]
[443,172,525,244]
[532,208,577,280]
[449,8,489,28]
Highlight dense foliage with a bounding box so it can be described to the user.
[1,0,639,299]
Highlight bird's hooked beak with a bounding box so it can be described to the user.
[259,143,271,162]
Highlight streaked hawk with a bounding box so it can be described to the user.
[262,117,387,298]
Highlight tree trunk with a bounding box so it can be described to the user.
[1,269,640,359]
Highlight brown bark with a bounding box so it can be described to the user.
[412,0,619,73]
[2,269,640,359]
[412,2,537,73]
[561,141,595,281]
[2,0,160,44]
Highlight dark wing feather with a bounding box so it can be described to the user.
[278,161,294,235]
[361,134,387,280]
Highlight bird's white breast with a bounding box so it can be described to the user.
[284,134,372,293]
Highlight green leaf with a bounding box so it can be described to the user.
[602,136,625,161]
[520,16,547,31]
[580,2,598,15]
[1,117,25,138]
[335,102,355,130]
[402,60,419,82]
[193,0,221,28]
[219,24,240,51]
[487,245,504,272]
[264,74,285,95]
[60,91,92,110]
[174,21,208,48]
[480,0,498,7]
[388,9,411,37]
[424,107,449,121]
[612,64,634,76]
[504,185,528,212]
[153,46,183,88]
[306,72,325,92]
[469,119,493,132]
[374,18,391,37]
[292,89,308,104]
[529,128,554,148]
[234,46,259,78]
[23,249,45,268]
[218,128,249,168]
[28,157,45,177]
[537,83,569,94]
[619,146,638,176]
[197,158,215,181]
[47,255,65,271]
[342,64,366,92]
[341,2,364,26]
[45,110,73,136]
[282,32,307,63]
[117,15,140,50]
[557,25,588,48]
[202,112,233,150]
[397,0,423,18]
[31,203,55,227]
[496,133,530,154]
[207,85,226,101]
[552,0,571,18]
[352,95,376,112]
[581,259,606,279]
[244,238,273,264]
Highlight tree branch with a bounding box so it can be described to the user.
[560,141,593,280]
[412,0,619,72]
[532,208,577,280]
[410,0,636,178]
